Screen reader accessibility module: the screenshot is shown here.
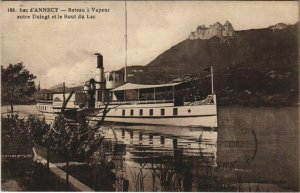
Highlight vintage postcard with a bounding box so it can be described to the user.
[1,1,299,192]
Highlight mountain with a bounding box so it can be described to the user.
[124,22,299,106]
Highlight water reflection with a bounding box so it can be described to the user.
[101,125,218,191]
[42,107,298,191]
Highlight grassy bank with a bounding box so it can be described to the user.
[1,157,70,191]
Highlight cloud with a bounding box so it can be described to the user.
[43,57,95,88]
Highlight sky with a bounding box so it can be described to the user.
[1,1,298,88]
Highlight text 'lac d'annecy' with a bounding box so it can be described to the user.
[16,7,110,20]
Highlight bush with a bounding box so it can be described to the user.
[1,114,31,155]
[1,114,50,156]
[27,115,50,145]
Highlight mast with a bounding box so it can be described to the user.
[124,0,127,83]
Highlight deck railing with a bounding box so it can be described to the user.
[38,95,215,107]
[106,99,174,105]
[184,95,214,106]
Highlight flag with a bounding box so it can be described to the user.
[203,67,211,72]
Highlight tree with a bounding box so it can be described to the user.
[1,63,36,113]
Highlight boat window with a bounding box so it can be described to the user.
[122,109,125,116]
[149,109,153,116]
[139,109,143,116]
[130,109,134,116]
[109,73,113,81]
[161,109,165,116]
[173,108,178,116]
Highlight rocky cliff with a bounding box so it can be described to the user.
[189,21,235,40]
[269,23,290,31]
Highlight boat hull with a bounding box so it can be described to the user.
[104,115,217,127]
[37,96,218,127]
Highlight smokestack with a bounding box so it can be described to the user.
[95,53,103,69]
[94,53,105,102]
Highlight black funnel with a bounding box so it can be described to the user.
[95,53,103,69]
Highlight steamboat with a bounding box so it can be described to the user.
[36,1,217,127]
[36,53,217,127]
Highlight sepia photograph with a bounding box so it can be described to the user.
[0,0,299,192]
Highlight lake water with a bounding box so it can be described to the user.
[1,105,298,191]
